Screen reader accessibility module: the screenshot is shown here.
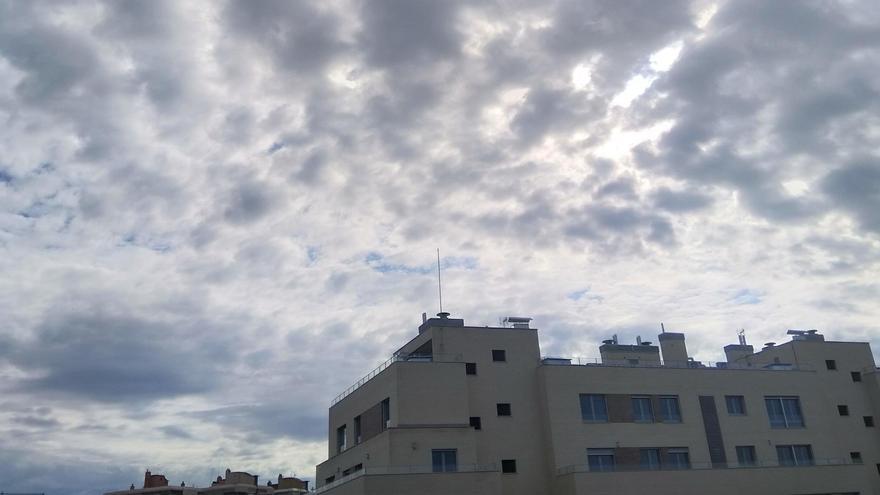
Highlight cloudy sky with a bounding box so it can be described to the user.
[1,0,879,492]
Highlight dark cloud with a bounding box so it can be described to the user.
[651,187,713,213]
[191,403,325,442]
[822,160,880,233]
[224,181,279,225]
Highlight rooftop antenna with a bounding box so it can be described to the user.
[661,322,666,333]
[436,248,443,314]
[738,329,747,346]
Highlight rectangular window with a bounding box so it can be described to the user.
[381,398,390,430]
[852,371,862,382]
[492,349,506,362]
[336,425,347,454]
[667,448,690,469]
[659,396,682,422]
[465,362,477,375]
[354,415,362,444]
[851,452,863,464]
[431,449,457,472]
[587,449,615,472]
[325,476,335,484]
[865,416,875,427]
[501,459,517,473]
[765,396,804,428]
[640,448,661,470]
[632,397,654,422]
[826,359,837,370]
[736,446,757,466]
[725,395,746,415]
[497,403,512,416]
[469,416,482,430]
[838,405,850,416]
[776,445,813,466]
[579,394,608,422]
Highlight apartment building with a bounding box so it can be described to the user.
[105,469,308,495]
[315,313,880,495]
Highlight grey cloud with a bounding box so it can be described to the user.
[159,425,194,439]
[191,403,325,442]
[822,160,880,233]
[224,181,279,225]
[651,187,713,213]
[595,177,637,200]
[359,0,462,69]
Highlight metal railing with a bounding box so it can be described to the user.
[557,457,856,475]
[542,357,814,371]
[316,463,498,493]
[331,353,464,406]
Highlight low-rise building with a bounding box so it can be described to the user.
[105,470,307,495]
[315,313,880,494]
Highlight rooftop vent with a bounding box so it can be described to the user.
[764,342,776,348]
[502,316,532,329]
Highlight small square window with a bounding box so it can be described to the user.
[865,416,874,427]
[469,416,482,430]
[501,459,517,473]
[725,395,746,415]
[492,349,507,362]
[465,362,477,375]
[851,452,863,464]
[826,359,837,370]
[497,403,512,416]
[838,405,850,416]
[852,371,862,382]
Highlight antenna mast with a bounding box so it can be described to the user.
[437,248,443,313]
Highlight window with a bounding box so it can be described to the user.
[579,394,608,422]
[465,362,477,375]
[469,416,482,430]
[736,446,757,466]
[765,396,804,428]
[336,425,346,454]
[838,405,850,416]
[381,398,390,430]
[851,452,863,464]
[725,395,747,415]
[497,403,512,416]
[825,359,837,370]
[865,416,875,427]
[640,448,661,470]
[432,449,457,472]
[354,415,362,444]
[667,448,691,469]
[776,445,813,466]
[659,396,682,422]
[852,371,862,382]
[501,459,517,473]
[492,349,506,362]
[587,449,615,472]
[632,397,654,422]
[352,463,363,472]
[325,476,335,484]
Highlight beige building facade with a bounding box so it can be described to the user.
[315,313,880,494]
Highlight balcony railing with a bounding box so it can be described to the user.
[331,353,464,406]
[316,463,498,493]
[557,458,856,475]
[542,357,814,371]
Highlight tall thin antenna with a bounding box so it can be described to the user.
[437,248,443,313]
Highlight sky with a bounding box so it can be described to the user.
[1,0,879,493]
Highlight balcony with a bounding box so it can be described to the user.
[331,352,463,406]
[316,464,499,494]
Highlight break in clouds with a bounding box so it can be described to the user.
[0,0,879,493]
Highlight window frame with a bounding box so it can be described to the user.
[587,448,615,472]
[776,444,813,466]
[864,416,875,427]
[667,448,691,469]
[354,415,362,444]
[501,459,517,473]
[497,403,512,417]
[469,416,482,430]
[631,396,654,423]
[659,396,682,423]
[736,446,757,467]
[725,395,747,416]
[640,448,661,470]
[431,449,458,473]
[492,349,507,362]
[765,396,805,428]
[851,371,862,382]
[838,405,850,416]
[336,424,347,454]
[825,359,837,370]
[579,394,609,422]
[851,451,863,464]
[381,398,391,430]
[465,362,477,375]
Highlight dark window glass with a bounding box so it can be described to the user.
[826,359,837,370]
[851,452,863,464]
[501,459,517,473]
[725,395,746,415]
[838,405,850,416]
[432,449,457,472]
[336,425,346,453]
[381,398,390,430]
[667,448,690,469]
[765,396,804,428]
[865,416,875,427]
[579,394,608,421]
[659,396,682,422]
[776,445,813,466]
[325,476,335,484]
[640,449,661,470]
[354,415,362,444]
[465,362,477,375]
[632,397,654,422]
[492,349,506,361]
[497,403,512,416]
[852,371,862,382]
[469,416,481,430]
[587,449,615,472]
[736,446,757,466]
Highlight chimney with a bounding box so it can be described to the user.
[658,332,688,366]
[724,344,754,363]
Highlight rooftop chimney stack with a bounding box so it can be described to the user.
[658,331,689,366]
